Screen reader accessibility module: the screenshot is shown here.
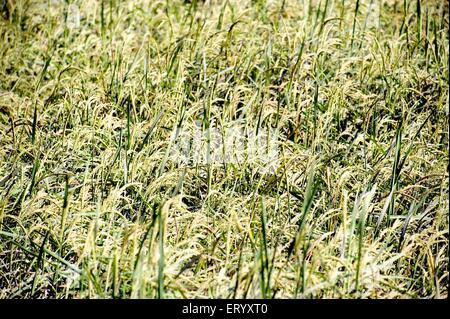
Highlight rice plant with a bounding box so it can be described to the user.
[0,0,448,299]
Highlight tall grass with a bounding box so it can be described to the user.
[0,0,448,298]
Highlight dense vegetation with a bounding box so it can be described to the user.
[0,0,448,298]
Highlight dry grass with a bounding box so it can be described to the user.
[0,0,448,298]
